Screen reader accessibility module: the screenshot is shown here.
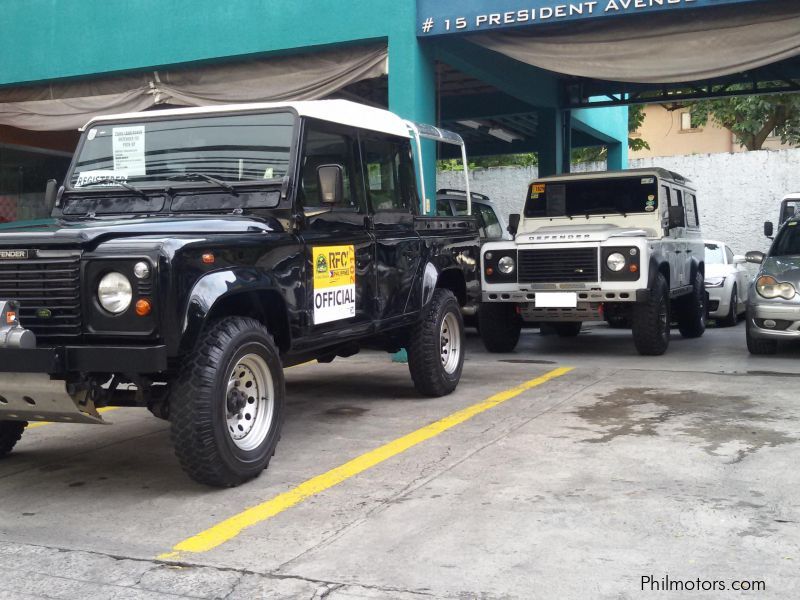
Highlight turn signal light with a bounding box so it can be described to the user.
[135,299,152,317]
[202,253,215,264]
[6,311,16,325]
[486,267,494,276]
[630,264,638,273]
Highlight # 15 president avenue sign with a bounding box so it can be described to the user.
[417,0,763,36]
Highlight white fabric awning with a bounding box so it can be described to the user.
[0,45,388,131]
[473,0,800,84]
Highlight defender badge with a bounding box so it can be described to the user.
[0,250,29,260]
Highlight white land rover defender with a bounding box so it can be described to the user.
[479,168,706,356]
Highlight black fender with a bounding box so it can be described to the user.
[179,268,290,355]
[688,256,704,282]
[647,255,670,288]
[420,263,468,308]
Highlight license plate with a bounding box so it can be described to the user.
[535,292,578,308]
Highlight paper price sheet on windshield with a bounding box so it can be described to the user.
[313,245,356,324]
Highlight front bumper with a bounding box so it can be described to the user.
[707,287,729,318]
[0,345,168,374]
[482,288,644,303]
[747,302,800,339]
[0,345,168,424]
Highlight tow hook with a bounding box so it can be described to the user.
[0,301,36,349]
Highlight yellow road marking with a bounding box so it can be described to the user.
[158,366,573,561]
[285,360,316,370]
[27,406,120,429]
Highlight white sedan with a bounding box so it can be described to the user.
[704,240,750,326]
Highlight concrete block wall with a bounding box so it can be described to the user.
[437,149,800,254]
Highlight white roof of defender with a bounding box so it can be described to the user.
[81,99,411,139]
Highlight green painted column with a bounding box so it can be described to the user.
[537,109,571,177]
[388,35,438,215]
[606,142,628,171]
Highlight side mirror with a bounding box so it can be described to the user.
[668,205,686,229]
[44,179,58,214]
[732,254,746,265]
[507,213,520,237]
[745,251,765,264]
[317,164,344,205]
[764,221,774,238]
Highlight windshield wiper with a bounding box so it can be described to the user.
[168,172,238,196]
[77,178,150,200]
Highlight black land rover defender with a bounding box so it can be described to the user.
[0,101,480,487]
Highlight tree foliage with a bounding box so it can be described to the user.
[687,92,800,151]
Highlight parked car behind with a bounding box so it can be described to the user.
[437,189,509,240]
[745,217,800,354]
[704,240,749,326]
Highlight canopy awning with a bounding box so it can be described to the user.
[472,0,800,84]
[0,45,388,131]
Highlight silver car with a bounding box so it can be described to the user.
[745,217,800,354]
[704,240,750,326]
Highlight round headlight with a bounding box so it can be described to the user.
[98,272,132,314]
[606,252,626,272]
[756,275,796,300]
[498,256,516,274]
[133,261,150,279]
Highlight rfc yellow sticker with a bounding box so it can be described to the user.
[313,245,356,324]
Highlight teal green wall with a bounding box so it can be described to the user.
[2,0,408,86]
[2,0,627,181]
[573,105,629,170]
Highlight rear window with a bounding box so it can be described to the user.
[704,243,725,264]
[524,176,659,218]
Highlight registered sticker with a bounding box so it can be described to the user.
[533,183,546,194]
[313,245,356,324]
[641,177,655,184]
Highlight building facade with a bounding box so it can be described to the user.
[631,104,797,159]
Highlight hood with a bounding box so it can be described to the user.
[762,256,800,287]
[705,263,735,278]
[516,223,650,244]
[0,215,277,248]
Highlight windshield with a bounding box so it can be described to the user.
[704,243,725,264]
[524,176,659,218]
[772,221,800,257]
[68,111,295,190]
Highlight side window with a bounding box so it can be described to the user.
[300,124,361,210]
[725,246,734,264]
[661,185,671,209]
[674,189,684,207]
[478,204,503,239]
[691,194,700,227]
[361,136,417,213]
[436,199,453,216]
[684,192,698,227]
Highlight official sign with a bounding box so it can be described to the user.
[313,245,356,324]
[417,0,760,36]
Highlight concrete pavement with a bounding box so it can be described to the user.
[1,322,798,599]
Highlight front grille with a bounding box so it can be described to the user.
[0,253,82,341]
[518,248,598,283]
